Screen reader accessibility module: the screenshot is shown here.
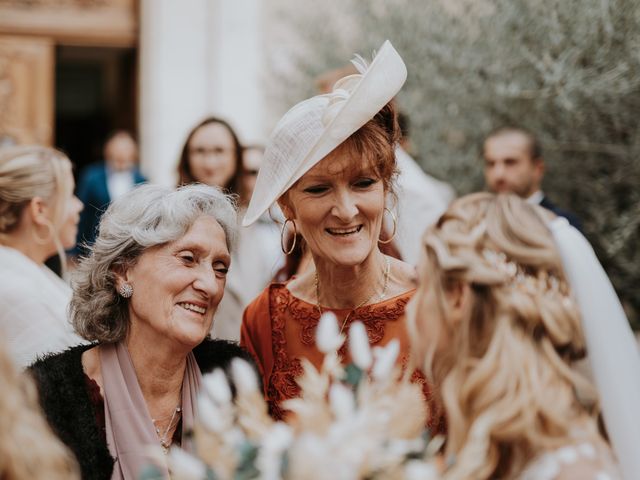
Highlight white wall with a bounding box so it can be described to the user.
[209,0,265,145]
[139,0,265,186]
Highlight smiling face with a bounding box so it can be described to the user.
[279,146,386,267]
[119,216,230,350]
[188,122,238,188]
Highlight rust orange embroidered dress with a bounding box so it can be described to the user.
[240,282,438,425]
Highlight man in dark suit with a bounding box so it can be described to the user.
[73,131,146,256]
[482,127,582,230]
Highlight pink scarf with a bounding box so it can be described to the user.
[99,342,202,479]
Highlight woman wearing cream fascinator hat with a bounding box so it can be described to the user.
[240,41,440,426]
[406,192,639,479]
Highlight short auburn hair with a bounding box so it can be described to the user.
[338,100,400,195]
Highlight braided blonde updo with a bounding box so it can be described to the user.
[414,192,597,479]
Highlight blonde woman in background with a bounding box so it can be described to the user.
[0,146,85,367]
[0,339,79,479]
[407,193,625,479]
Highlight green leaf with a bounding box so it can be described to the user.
[234,441,260,480]
[138,464,165,480]
[344,363,364,387]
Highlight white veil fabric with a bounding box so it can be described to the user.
[549,217,640,480]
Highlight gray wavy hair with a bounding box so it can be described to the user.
[70,183,238,343]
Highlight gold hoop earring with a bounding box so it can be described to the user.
[280,219,297,255]
[32,220,55,245]
[378,207,397,245]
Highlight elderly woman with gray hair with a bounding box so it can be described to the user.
[30,183,253,480]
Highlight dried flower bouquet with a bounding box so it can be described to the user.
[153,313,443,480]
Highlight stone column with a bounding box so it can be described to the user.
[139,0,265,185]
[208,0,265,145]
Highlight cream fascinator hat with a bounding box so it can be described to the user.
[242,40,407,226]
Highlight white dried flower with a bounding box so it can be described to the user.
[404,460,441,480]
[372,339,400,381]
[197,395,226,433]
[203,369,232,405]
[168,448,207,480]
[316,312,345,354]
[256,423,294,480]
[289,433,353,479]
[231,358,259,395]
[348,321,372,370]
[329,383,356,420]
[266,422,294,451]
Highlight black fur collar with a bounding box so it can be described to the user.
[29,338,252,480]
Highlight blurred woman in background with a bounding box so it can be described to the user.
[178,118,282,340]
[177,116,243,194]
[0,146,84,367]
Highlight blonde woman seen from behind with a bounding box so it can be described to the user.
[0,338,79,479]
[0,146,85,367]
[406,193,621,479]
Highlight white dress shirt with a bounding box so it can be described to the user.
[527,190,545,205]
[106,169,136,201]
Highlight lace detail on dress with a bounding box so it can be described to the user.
[267,285,299,420]
[266,284,413,421]
[518,442,621,480]
[293,294,409,355]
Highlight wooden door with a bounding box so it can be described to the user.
[0,35,54,145]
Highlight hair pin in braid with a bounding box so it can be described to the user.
[482,249,574,309]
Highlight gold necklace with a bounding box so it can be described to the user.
[315,255,391,335]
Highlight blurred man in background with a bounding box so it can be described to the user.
[482,126,582,230]
[73,130,146,256]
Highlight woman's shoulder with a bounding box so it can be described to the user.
[29,346,114,477]
[243,282,291,322]
[29,344,93,379]
[29,344,94,401]
[0,247,65,289]
[194,338,255,374]
[28,345,98,436]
